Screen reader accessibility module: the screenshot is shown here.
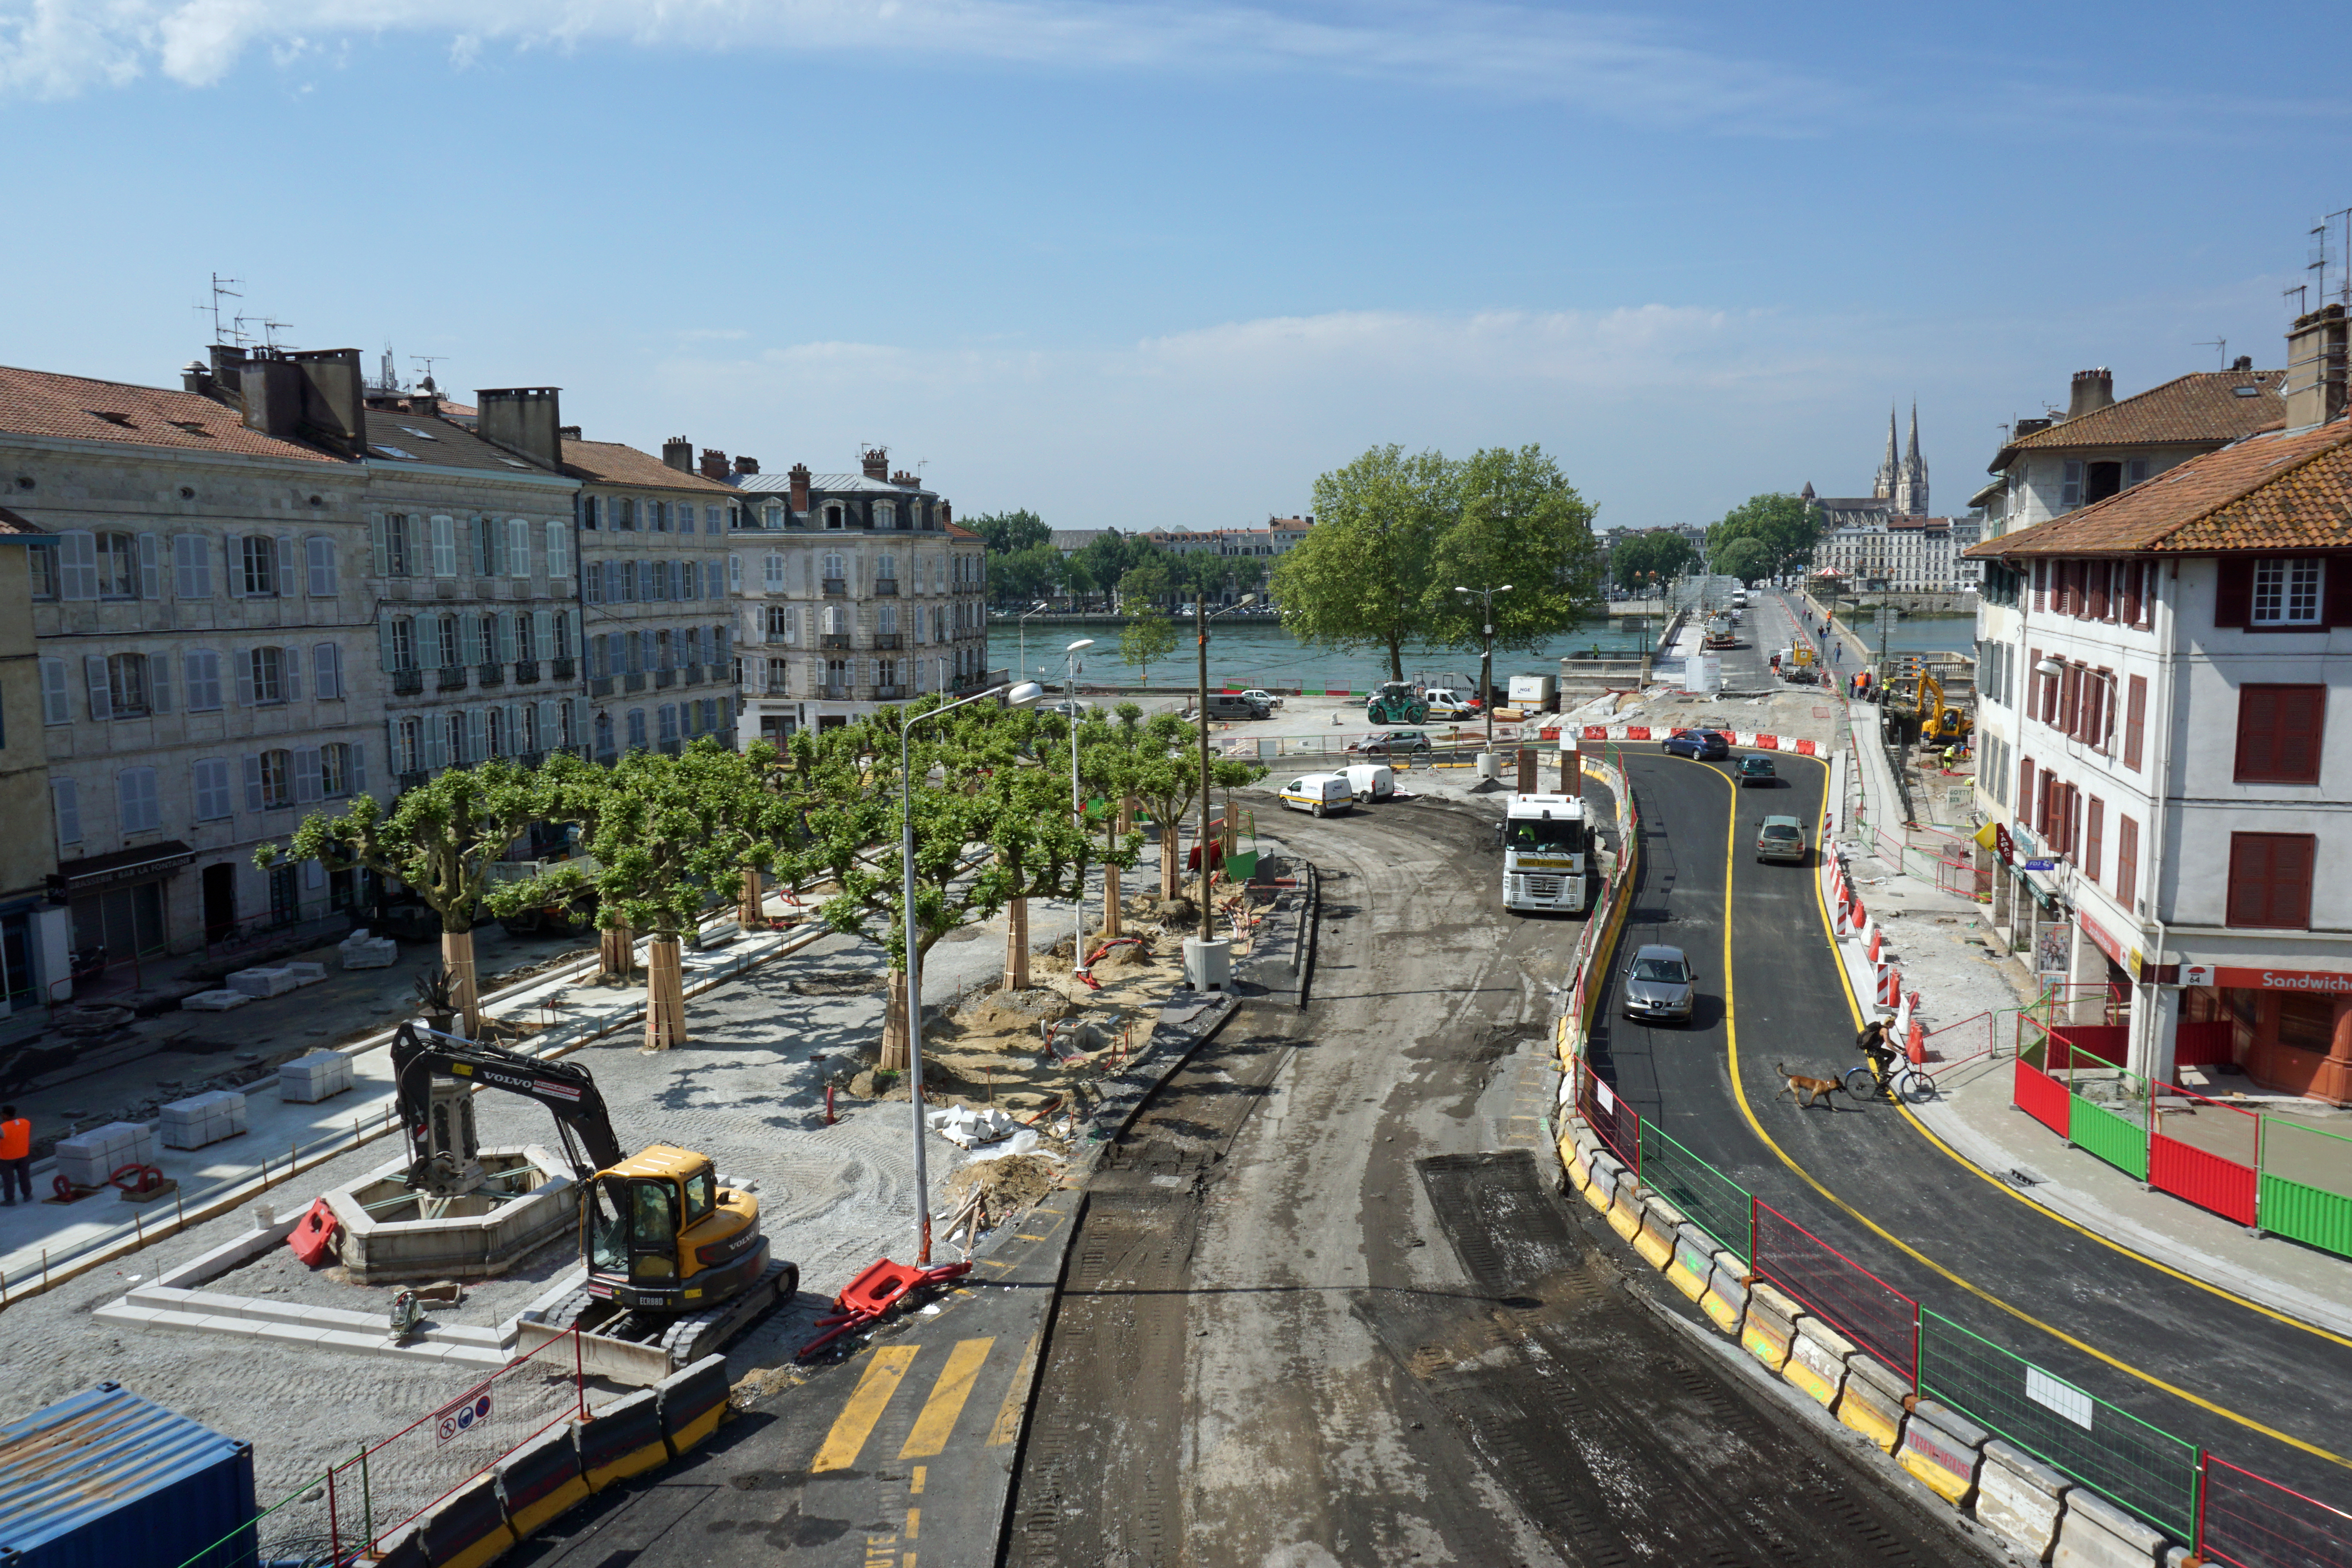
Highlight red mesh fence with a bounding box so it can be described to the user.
[1577,1058,1641,1173]
[2200,1454,2352,1568]
[1751,1199,1918,1380]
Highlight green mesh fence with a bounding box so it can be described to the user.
[1916,1310,2200,1540]
[1635,1122,1750,1266]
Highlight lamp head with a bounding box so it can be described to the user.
[2034,657,2063,679]
[1238,592,1258,606]
[1066,638,1096,653]
[1005,682,1045,707]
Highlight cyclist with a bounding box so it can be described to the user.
[1857,1019,1898,1093]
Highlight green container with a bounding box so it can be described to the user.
[2068,1095,2149,1181]
[2259,1173,2352,1259]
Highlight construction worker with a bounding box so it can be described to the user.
[0,1105,30,1206]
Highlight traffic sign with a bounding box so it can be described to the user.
[2024,858,2056,872]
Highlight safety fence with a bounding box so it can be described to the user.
[1914,1007,2021,1071]
[1566,1039,2352,1560]
[179,1327,591,1568]
[2009,1022,2352,1260]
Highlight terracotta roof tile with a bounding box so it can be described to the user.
[0,364,345,464]
[2001,370,2285,461]
[1968,422,2352,558]
[0,503,51,537]
[559,437,739,493]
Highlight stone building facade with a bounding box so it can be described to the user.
[0,508,65,1024]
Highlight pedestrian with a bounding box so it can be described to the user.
[0,1105,30,1207]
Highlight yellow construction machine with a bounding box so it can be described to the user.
[1913,671,1974,746]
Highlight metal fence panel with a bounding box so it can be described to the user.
[2259,1116,2352,1201]
[2068,1095,2149,1182]
[2014,1056,2070,1138]
[1578,1061,1640,1172]
[1750,1200,1917,1380]
[1637,1123,1750,1265]
[1915,1310,2200,1540]
[2199,1454,2352,1568]
[2150,1134,2258,1228]
[2258,1174,2352,1262]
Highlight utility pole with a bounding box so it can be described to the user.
[1454,583,1514,773]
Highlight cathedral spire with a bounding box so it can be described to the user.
[1906,402,1921,465]
[1895,400,1929,515]
[1873,405,1900,501]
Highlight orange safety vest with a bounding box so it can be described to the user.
[0,1118,29,1160]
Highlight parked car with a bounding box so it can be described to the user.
[1755,815,1808,864]
[1278,773,1354,817]
[1202,692,1271,721]
[1621,944,1696,1024]
[1348,730,1434,757]
[1040,699,1093,719]
[1738,755,1777,786]
[1237,689,1285,710]
[1423,690,1481,718]
[1661,729,1730,761]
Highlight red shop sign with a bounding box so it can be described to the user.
[2078,910,2129,969]
[2210,967,2352,995]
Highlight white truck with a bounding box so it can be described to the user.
[1501,792,1589,914]
[1507,674,1557,713]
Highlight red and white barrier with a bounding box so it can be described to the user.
[1876,965,1902,1007]
[1864,923,1883,963]
[1557,724,1824,757]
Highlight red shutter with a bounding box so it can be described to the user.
[2085,797,2105,886]
[2034,560,2048,611]
[2214,559,2252,628]
[2118,561,2140,626]
[2088,562,2109,621]
[2236,684,2326,784]
[2117,815,2139,910]
[2123,675,2147,771]
[2060,664,2081,735]
[2067,785,2082,857]
[2019,757,2036,817]
[2230,833,2317,928]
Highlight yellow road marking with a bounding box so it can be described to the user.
[811,1346,919,1472]
[906,1507,920,1539]
[988,1331,1042,1446]
[899,1337,995,1458]
[1706,756,2352,1472]
[909,1465,926,1494]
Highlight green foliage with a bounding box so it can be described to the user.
[1094,705,1264,853]
[1118,561,1172,609]
[1423,445,1604,656]
[968,508,1051,555]
[1706,492,1822,579]
[990,543,1066,606]
[1609,530,1699,590]
[1710,535,1771,583]
[257,760,553,934]
[1119,612,1179,684]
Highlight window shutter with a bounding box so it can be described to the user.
[52,779,79,846]
[60,531,96,600]
[2085,798,2104,885]
[2018,758,2034,820]
[534,610,552,660]
[283,645,302,701]
[2124,675,2147,771]
[351,742,367,793]
[2215,559,2252,627]
[272,533,295,595]
[137,533,160,599]
[295,748,322,805]
[428,717,448,771]
[243,753,265,811]
[378,617,397,674]
[234,648,254,706]
[432,515,456,577]
[468,708,486,760]
[313,642,339,699]
[370,513,388,577]
[306,536,332,597]
[39,658,68,724]
[546,520,569,579]
[509,519,530,577]
[147,652,171,714]
[83,654,110,721]
[226,535,247,598]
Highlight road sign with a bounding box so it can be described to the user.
[2023,858,2056,872]
[435,1390,495,1445]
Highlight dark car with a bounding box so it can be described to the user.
[1738,755,1777,786]
[1661,729,1731,761]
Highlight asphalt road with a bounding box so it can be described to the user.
[1004,796,1982,1567]
[1590,742,2352,1513]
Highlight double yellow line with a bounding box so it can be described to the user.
[1648,751,2352,1472]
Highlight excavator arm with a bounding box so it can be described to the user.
[389,1021,627,1184]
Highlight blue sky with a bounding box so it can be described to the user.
[3,1,2346,533]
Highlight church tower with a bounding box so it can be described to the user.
[1873,407,1899,501]
[1895,402,1929,515]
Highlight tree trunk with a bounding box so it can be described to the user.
[441,929,481,1038]
[1159,819,1181,898]
[644,935,688,1051]
[737,867,763,931]
[1388,637,1405,681]
[880,967,912,1073]
[1004,897,1031,991]
[599,922,634,981]
[1103,800,1129,938]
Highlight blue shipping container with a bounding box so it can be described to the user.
[0,1382,254,1568]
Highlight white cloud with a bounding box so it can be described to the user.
[0,0,1827,130]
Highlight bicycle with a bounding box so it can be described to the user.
[1844,1053,1936,1105]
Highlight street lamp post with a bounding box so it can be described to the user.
[1062,639,1096,971]
[1192,593,1258,973]
[1017,601,1050,681]
[1453,583,1514,769]
[900,679,1044,1262]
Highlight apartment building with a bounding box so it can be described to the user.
[563,434,739,758]
[0,353,378,961]
[723,448,990,742]
[1810,514,1976,592]
[0,507,65,1024]
[1965,305,2352,1102]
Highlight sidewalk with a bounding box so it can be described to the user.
[1824,697,2352,1336]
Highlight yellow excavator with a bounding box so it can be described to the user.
[1913,671,1974,746]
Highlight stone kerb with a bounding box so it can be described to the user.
[1898,1398,1988,1508]
[2052,1489,2172,1568]
[1783,1314,1856,1409]
[1834,1350,1911,1453]
[1975,1439,2074,1563]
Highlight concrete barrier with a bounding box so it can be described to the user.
[495,1420,589,1539]
[1700,1257,1749,1336]
[1898,1399,1987,1507]
[655,1354,732,1459]
[1634,1194,1686,1272]
[1740,1281,1799,1372]
[1562,1136,1591,1194]
[2053,1490,2171,1568]
[1665,1223,1714,1303]
[1606,1183,1647,1245]
[1783,1316,1855,1409]
[1975,1440,2074,1563]
[578,1388,668,1492]
[416,1469,516,1568]
[1582,1158,1621,1215]
[1835,1353,1911,1453]
[369,1520,427,1568]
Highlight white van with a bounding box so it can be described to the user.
[1342,763,1395,802]
[1278,773,1354,817]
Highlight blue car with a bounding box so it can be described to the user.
[1662,729,1730,760]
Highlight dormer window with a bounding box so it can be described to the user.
[824,504,846,530]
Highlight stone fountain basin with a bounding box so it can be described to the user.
[325,1143,581,1282]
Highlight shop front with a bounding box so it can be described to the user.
[2175,965,2352,1106]
[49,842,195,965]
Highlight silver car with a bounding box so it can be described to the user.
[1621,944,1696,1025]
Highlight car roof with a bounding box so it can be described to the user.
[1760,813,1803,828]
[1632,944,1688,964]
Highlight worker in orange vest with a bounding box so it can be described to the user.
[0,1105,31,1206]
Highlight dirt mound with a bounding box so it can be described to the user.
[945,1152,1064,1216]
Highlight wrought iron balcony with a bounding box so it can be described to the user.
[551,657,575,680]
[820,633,853,650]
[513,659,540,684]
[397,770,430,791]
[876,684,905,700]
[655,669,677,689]
[590,676,615,697]
[822,684,851,702]
[437,666,468,691]
[624,671,647,693]
[872,634,901,651]
[822,577,848,596]
[682,663,704,685]
[875,580,898,595]
[476,663,504,687]
[391,669,424,695]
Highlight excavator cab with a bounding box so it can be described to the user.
[580,1144,770,1313]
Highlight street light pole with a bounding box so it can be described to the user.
[1194,594,1258,954]
[1062,638,1096,971]
[900,679,1043,1262]
[1017,601,1049,682]
[1454,583,1514,766]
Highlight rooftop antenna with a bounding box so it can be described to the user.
[2194,336,2226,369]
[410,354,444,386]
[201,274,242,342]
[2309,219,2331,317]
[260,318,293,350]
[2284,283,2310,318]
[378,343,400,394]
[227,312,257,348]
[2330,206,2352,307]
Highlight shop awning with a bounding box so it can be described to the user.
[47,841,196,898]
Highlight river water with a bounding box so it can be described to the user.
[988,617,1661,694]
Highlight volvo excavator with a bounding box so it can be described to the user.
[390,1023,797,1381]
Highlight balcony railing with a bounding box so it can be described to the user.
[822,577,848,596]
[552,657,575,680]
[820,633,853,650]
[437,666,468,691]
[513,659,540,684]
[391,668,424,695]
[590,676,615,697]
[682,663,704,685]
[655,668,677,689]
[872,633,901,651]
[876,684,906,700]
[822,684,851,702]
[477,663,504,687]
[624,671,646,693]
[875,579,898,595]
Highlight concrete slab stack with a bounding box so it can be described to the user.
[180,990,254,1012]
[277,1051,354,1104]
[54,1121,158,1187]
[339,928,399,969]
[160,1090,247,1151]
[227,966,301,999]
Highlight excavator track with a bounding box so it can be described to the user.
[555,1260,799,1376]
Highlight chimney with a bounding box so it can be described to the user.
[2233,355,2254,372]
[699,448,729,481]
[559,425,582,439]
[2067,368,2114,420]
[662,436,693,472]
[861,445,889,480]
[891,469,919,488]
[2284,304,2349,430]
[733,455,760,476]
[238,356,304,440]
[181,359,212,396]
[286,348,366,457]
[2013,416,2053,440]
[409,389,440,418]
[939,501,952,528]
[475,387,564,469]
[789,463,811,511]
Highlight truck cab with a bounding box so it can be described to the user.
[1502,793,1589,914]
